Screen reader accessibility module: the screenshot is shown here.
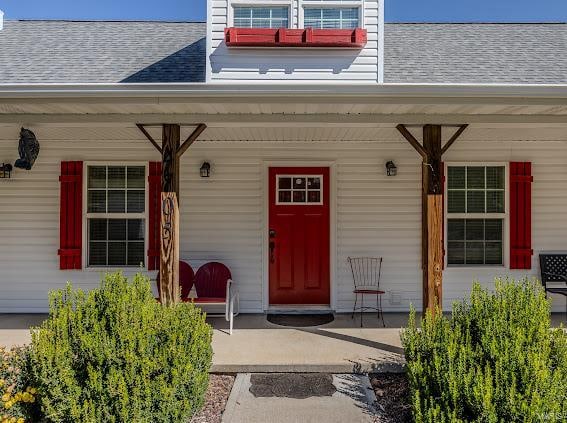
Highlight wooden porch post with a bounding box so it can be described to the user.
[397,124,468,313]
[159,124,181,306]
[136,123,207,306]
[422,125,443,312]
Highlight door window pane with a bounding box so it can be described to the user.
[277,174,323,204]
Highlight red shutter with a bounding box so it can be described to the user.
[441,162,445,269]
[147,162,162,270]
[58,161,83,270]
[510,162,533,269]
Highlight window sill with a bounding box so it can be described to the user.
[84,266,152,273]
[224,27,367,48]
[445,266,507,271]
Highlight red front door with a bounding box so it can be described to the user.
[269,167,330,305]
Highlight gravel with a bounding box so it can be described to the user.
[369,373,412,423]
[191,374,235,423]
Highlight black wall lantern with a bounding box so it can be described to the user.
[0,163,12,179]
[200,161,211,178]
[385,160,397,176]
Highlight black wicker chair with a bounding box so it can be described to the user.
[539,253,567,317]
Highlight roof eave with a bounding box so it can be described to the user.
[0,82,566,101]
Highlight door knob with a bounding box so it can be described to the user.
[269,229,276,238]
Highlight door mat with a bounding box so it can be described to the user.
[249,373,336,398]
[267,313,334,327]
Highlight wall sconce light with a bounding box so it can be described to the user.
[385,161,397,176]
[0,163,12,179]
[200,161,211,178]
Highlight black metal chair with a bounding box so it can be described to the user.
[539,253,567,317]
[348,257,385,327]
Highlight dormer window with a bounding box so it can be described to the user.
[304,7,359,29]
[233,6,289,28]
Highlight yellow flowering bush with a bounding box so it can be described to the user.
[0,346,39,423]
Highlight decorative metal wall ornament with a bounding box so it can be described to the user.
[0,163,12,179]
[14,128,40,170]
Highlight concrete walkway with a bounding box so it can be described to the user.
[222,373,378,423]
[210,314,406,373]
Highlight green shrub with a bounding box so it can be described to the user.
[30,272,212,423]
[1,345,40,423]
[402,279,567,423]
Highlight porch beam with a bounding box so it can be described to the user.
[177,123,207,159]
[441,124,468,155]
[1,113,567,125]
[396,124,426,157]
[135,123,162,153]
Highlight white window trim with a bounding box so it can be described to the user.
[444,162,509,269]
[275,173,324,205]
[299,0,364,29]
[82,162,149,271]
[229,1,293,28]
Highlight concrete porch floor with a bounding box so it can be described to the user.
[1,313,564,373]
[210,313,407,373]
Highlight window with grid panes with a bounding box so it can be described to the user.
[233,6,289,28]
[446,165,505,266]
[304,7,359,29]
[86,165,146,267]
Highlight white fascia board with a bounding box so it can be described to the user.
[0,83,566,101]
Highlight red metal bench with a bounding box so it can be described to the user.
[156,260,195,302]
[191,262,239,335]
[156,261,239,334]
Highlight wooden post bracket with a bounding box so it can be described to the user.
[136,123,208,157]
[396,124,468,157]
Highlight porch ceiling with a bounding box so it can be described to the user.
[1,122,566,144]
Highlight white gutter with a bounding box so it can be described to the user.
[0,83,566,100]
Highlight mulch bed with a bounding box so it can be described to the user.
[191,374,235,423]
[369,373,412,423]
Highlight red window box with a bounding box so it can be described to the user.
[224,27,367,48]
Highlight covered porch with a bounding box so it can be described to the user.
[0,84,567,316]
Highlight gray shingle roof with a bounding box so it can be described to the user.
[0,20,206,83]
[384,23,567,84]
[0,20,565,84]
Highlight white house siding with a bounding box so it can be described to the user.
[207,0,383,82]
[0,124,566,313]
